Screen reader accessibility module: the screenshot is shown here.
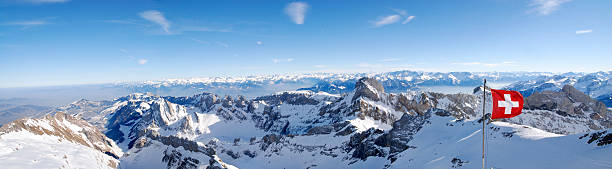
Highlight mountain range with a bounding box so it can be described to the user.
[1,77,610,169]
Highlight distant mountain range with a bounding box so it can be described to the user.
[115,71,556,97]
[118,70,611,106]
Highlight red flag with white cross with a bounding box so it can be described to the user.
[490,89,524,119]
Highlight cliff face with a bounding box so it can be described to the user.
[522,85,612,129]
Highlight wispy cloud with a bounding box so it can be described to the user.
[451,61,517,67]
[190,38,230,48]
[353,62,415,72]
[528,0,572,15]
[285,2,309,24]
[215,41,230,48]
[178,26,232,33]
[104,18,231,35]
[373,15,401,27]
[380,58,402,62]
[391,8,407,16]
[119,49,148,65]
[138,59,148,65]
[190,38,210,45]
[356,62,385,69]
[372,9,415,27]
[2,20,49,28]
[0,19,51,30]
[576,29,592,34]
[402,16,415,24]
[101,19,147,26]
[256,41,263,45]
[20,0,69,4]
[273,58,294,63]
[139,10,171,34]
[313,64,328,68]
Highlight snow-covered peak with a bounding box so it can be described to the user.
[0,112,123,169]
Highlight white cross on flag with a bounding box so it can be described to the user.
[491,89,524,119]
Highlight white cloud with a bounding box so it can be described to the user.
[256,41,263,45]
[178,26,232,33]
[2,20,48,27]
[528,0,572,15]
[215,41,229,48]
[21,0,69,4]
[356,62,384,68]
[138,59,148,65]
[380,58,402,62]
[576,29,592,34]
[402,16,415,24]
[314,64,328,68]
[190,38,210,45]
[139,10,171,33]
[101,19,148,27]
[285,2,309,24]
[373,15,401,27]
[391,8,407,16]
[451,61,517,67]
[273,58,294,63]
[372,9,415,27]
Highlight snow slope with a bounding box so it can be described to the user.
[0,112,122,169]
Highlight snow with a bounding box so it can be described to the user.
[61,118,83,133]
[493,121,564,140]
[202,118,269,142]
[24,119,54,132]
[0,131,118,169]
[117,124,133,151]
[457,129,480,142]
[195,113,221,134]
[388,116,611,169]
[118,140,169,169]
[120,140,237,169]
[349,117,392,132]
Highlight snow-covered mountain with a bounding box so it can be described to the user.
[13,77,607,169]
[505,71,612,107]
[0,70,565,126]
[502,85,612,134]
[0,112,123,169]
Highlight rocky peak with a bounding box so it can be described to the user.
[352,77,385,101]
[525,85,609,116]
[523,85,611,130]
[562,85,594,104]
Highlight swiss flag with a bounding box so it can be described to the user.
[491,89,524,119]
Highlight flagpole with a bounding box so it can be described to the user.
[482,79,486,169]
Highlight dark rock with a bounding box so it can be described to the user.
[375,113,430,154]
[352,77,385,101]
[307,125,334,135]
[260,134,282,151]
[451,157,468,168]
[254,92,320,105]
[162,149,200,169]
[243,150,257,158]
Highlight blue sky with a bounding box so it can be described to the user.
[0,0,610,88]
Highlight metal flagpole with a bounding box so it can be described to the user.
[482,79,487,169]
